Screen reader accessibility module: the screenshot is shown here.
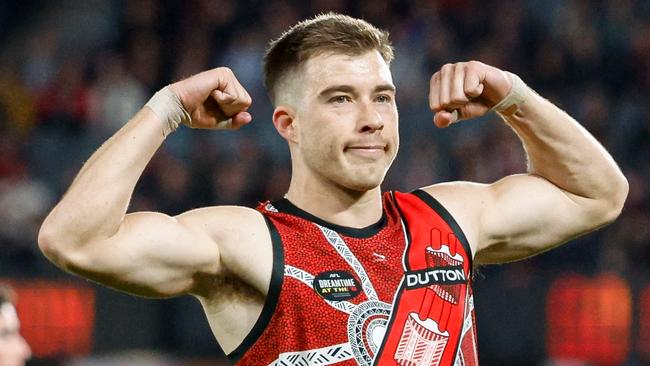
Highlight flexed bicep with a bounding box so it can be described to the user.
[421,175,616,265]
[475,174,614,264]
[58,210,221,298]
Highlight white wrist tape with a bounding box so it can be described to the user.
[145,86,191,136]
[491,72,528,116]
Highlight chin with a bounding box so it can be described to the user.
[338,170,386,192]
[345,180,381,192]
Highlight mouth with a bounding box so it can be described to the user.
[345,142,388,153]
[344,145,387,159]
[345,144,387,150]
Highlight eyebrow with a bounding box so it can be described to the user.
[318,84,396,98]
[374,84,396,93]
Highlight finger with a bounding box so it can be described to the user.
[450,63,470,108]
[214,77,252,116]
[212,89,236,104]
[438,63,453,108]
[464,62,484,98]
[212,89,242,116]
[203,67,235,98]
[198,96,230,128]
[428,71,440,111]
[226,76,246,104]
[232,78,253,108]
[222,78,243,103]
[220,69,252,107]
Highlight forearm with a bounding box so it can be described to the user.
[40,107,166,249]
[503,83,628,207]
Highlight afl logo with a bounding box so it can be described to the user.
[313,270,361,301]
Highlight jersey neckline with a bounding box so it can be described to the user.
[271,197,388,239]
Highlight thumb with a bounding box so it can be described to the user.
[433,102,491,128]
[433,110,457,128]
[230,111,253,129]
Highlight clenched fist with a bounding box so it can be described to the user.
[170,67,252,130]
[429,61,512,128]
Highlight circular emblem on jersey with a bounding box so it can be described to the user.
[347,300,392,365]
[313,270,361,301]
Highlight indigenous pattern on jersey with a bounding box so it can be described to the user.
[228,190,478,366]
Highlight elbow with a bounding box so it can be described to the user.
[37,224,63,263]
[596,172,629,225]
[609,172,629,219]
[38,210,64,256]
[37,230,90,275]
[37,221,79,270]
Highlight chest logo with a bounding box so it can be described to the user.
[313,270,361,301]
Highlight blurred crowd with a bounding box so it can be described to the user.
[0,0,649,365]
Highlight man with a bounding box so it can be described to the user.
[38,13,627,365]
[0,285,32,366]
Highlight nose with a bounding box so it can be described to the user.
[358,101,384,133]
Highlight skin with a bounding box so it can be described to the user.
[38,49,628,353]
[0,303,31,366]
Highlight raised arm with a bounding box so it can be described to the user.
[38,68,261,297]
[422,61,628,264]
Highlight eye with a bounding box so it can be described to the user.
[375,94,392,103]
[329,95,352,104]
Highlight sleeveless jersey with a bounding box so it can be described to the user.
[227,190,479,366]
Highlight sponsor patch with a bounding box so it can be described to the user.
[404,265,467,290]
[313,270,361,301]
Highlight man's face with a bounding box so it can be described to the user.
[0,303,31,366]
[290,50,399,192]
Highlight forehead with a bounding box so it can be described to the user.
[301,51,393,91]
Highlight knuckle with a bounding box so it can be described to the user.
[466,60,481,71]
[430,73,438,85]
[455,62,466,75]
[239,98,252,108]
[218,66,233,74]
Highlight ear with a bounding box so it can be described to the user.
[272,106,298,143]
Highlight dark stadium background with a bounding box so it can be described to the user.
[1,1,649,365]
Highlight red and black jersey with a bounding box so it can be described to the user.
[227,190,478,366]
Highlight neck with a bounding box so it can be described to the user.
[285,173,383,229]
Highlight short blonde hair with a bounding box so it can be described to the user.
[263,13,394,104]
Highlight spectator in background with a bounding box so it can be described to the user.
[0,284,31,366]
